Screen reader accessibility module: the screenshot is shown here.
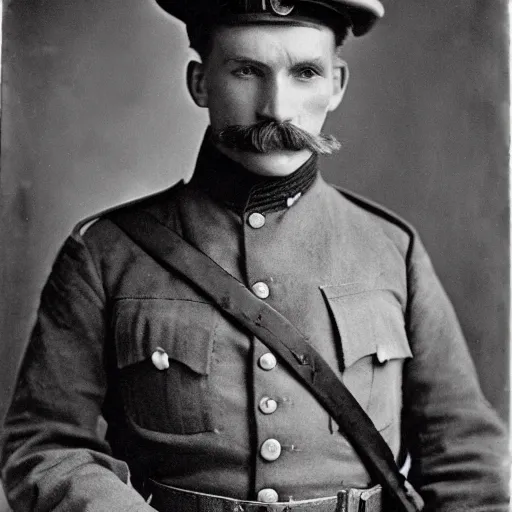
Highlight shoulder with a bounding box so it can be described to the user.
[334,185,417,238]
[72,180,186,241]
[326,183,420,251]
[318,181,426,265]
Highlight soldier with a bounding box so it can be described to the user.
[1,1,509,511]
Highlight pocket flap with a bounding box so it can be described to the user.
[113,299,216,375]
[321,283,412,368]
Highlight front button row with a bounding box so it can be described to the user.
[260,438,281,461]
[257,488,279,503]
[259,353,277,371]
[248,212,266,229]
[259,396,278,414]
[252,281,270,299]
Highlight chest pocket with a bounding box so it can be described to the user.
[321,283,412,431]
[113,298,218,435]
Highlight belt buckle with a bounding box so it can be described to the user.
[337,484,382,512]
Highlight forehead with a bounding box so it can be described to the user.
[209,24,336,62]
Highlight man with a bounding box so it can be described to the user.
[1,1,509,511]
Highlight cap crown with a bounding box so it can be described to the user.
[155,0,384,36]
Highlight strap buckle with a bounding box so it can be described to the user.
[337,485,382,512]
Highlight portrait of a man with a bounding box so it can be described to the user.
[0,1,509,511]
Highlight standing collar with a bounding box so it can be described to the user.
[189,130,319,214]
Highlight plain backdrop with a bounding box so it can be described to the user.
[0,0,509,510]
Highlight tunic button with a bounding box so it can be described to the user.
[151,348,170,371]
[376,345,390,363]
[259,396,278,414]
[259,353,277,371]
[252,282,270,299]
[248,212,266,229]
[257,488,279,503]
[260,439,282,461]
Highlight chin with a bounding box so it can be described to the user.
[232,150,313,177]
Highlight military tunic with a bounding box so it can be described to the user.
[1,136,509,511]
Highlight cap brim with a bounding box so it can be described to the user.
[341,0,384,19]
[301,0,384,35]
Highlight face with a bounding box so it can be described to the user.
[189,23,347,176]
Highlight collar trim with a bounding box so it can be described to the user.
[189,133,318,215]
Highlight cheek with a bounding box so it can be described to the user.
[207,79,256,127]
[299,87,334,128]
[304,84,335,113]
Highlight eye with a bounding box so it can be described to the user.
[296,67,321,80]
[233,65,259,78]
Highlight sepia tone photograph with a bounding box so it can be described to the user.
[0,1,509,511]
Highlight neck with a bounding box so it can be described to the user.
[189,131,319,214]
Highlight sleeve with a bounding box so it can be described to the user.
[402,235,510,511]
[0,230,157,512]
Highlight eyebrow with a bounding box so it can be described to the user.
[224,56,327,69]
[224,57,268,68]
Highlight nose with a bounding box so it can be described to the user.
[256,76,294,123]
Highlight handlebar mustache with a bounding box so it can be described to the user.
[211,121,341,155]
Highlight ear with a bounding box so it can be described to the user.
[328,60,349,112]
[187,60,208,108]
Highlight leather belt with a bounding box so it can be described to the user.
[147,480,383,512]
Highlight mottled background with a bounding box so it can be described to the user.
[0,0,509,510]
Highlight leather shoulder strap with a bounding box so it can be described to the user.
[108,209,422,512]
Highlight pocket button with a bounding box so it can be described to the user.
[151,348,170,371]
[376,344,390,363]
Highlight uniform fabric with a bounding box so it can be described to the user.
[1,134,509,511]
[108,207,417,511]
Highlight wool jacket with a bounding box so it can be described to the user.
[1,137,509,511]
